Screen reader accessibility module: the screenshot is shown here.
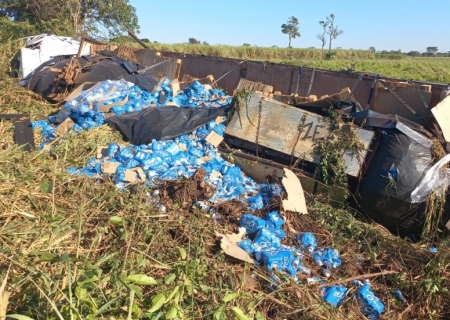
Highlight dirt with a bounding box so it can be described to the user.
[159,168,215,209]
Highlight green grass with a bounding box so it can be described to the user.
[1,39,450,319]
[281,57,450,83]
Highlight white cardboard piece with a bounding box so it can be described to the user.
[101,161,120,174]
[205,131,224,147]
[215,228,255,264]
[282,168,308,214]
[431,95,450,142]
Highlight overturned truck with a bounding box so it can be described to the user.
[17,35,450,240]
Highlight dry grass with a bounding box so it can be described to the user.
[0,39,449,319]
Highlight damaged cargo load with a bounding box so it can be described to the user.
[15,36,450,241]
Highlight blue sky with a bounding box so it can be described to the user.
[131,0,449,53]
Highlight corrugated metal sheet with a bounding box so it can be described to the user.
[225,92,374,178]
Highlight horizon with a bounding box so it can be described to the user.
[131,0,450,54]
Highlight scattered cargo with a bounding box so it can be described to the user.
[11,33,450,318]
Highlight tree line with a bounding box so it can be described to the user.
[373,46,450,57]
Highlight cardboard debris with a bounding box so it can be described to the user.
[215,116,226,124]
[241,274,259,290]
[197,156,214,164]
[215,228,255,264]
[431,95,450,142]
[124,167,147,183]
[210,170,223,179]
[205,131,224,147]
[282,168,307,214]
[170,79,180,93]
[96,146,108,159]
[179,143,187,152]
[56,117,74,135]
[102,161,120,174]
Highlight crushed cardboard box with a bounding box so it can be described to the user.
[282,168,308,214]
[215,228,255,264]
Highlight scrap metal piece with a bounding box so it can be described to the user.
[225,92,374,178]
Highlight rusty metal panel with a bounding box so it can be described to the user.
[372,84,432,125]
[225,92,374,178]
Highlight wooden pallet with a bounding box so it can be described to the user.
[47,57,81,102]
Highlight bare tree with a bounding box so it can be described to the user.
[326,14,343,54]
[316,20,329,58]
[281,16,300,48]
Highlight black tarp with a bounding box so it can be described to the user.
[106,106,225,144]
[19,55,162,100]
[353,111,433,237]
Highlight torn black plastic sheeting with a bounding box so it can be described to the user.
[106,106,224,144]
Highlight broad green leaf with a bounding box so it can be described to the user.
[148,293,166,313]
[230,307,251,320]
[75,286,87,301]
[255,311,265,320]
[40,182,53,193]
[165,307,178,319]
[166,285,180,302]
[213,306,226,320]
[223,292,240,303]
[125,274,157,285]
[109,216,123,225]
[177,247,187,260]
[6,315,34,320]
[165,273,176,285]
[129,284,143,300]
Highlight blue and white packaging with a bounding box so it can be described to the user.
[320,285,348,307]
[355,284,384,319]
[296,232,318,253]
[239,214,266,237]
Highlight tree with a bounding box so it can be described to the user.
[407,50,421,57]
[281,16,300,48]
[0,0,139,38]
[326,14,343,54]
[369,46,376,52]
[188,37,200,44]
[243,43,251,47]
[316,20,329,58]
[202,41,209,45]
[426,46,438,55]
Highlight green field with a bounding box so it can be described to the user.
[136,43,450,83]
[1,40,450,319]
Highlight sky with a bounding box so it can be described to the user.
[130,0,449,53]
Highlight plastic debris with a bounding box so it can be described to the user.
[394,290,407,303]
[320,285,348,307]
[307,276,326,285]
[320,268,332,278]
[33,78,233,149]
[313,248,342,269]
[429,247,438,253]
[296,232,318,253]
[355,283,385,319]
